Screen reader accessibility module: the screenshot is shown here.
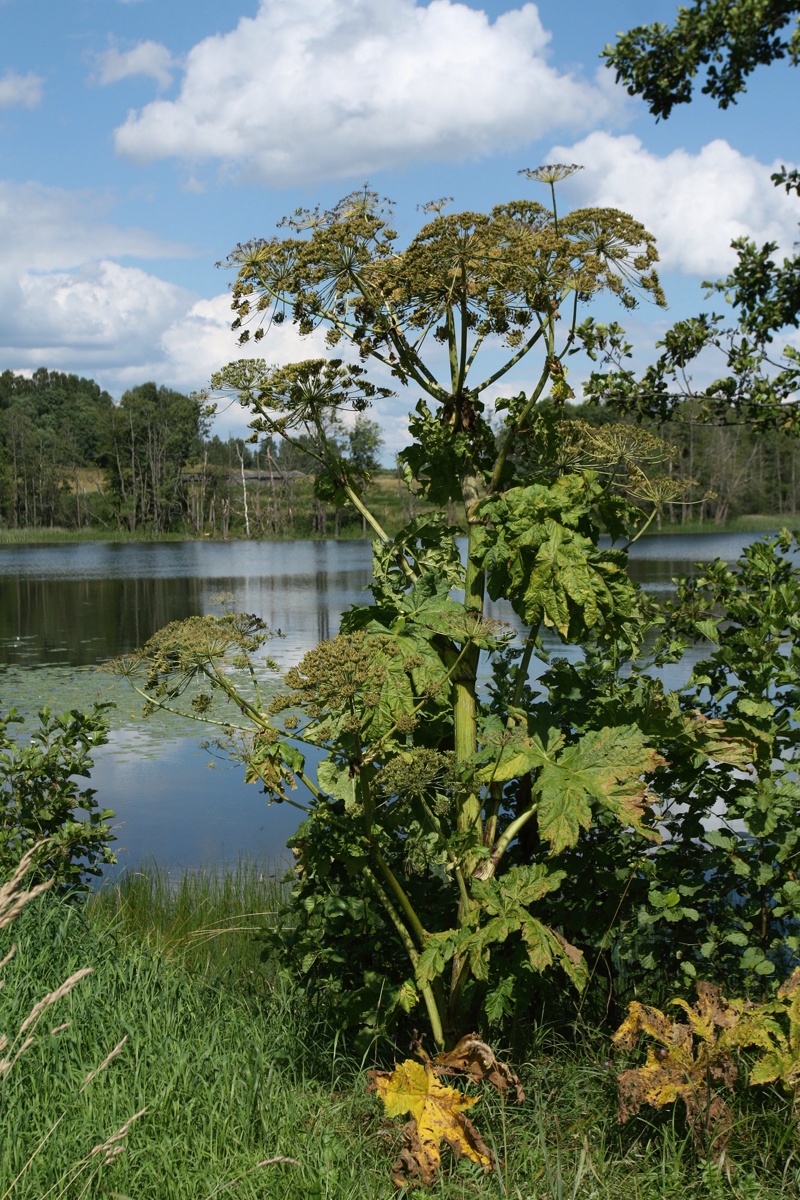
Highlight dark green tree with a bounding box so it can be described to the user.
[603,0,800,119]
[0,370,114,528]
[106,383,208,533]
[590,3,800,450]
[347,416,384,476]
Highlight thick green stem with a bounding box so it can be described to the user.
[339,480,420,585]
[446,307,459,394]
[453,510,485,843]
[625,505,659,546]
[473,323,546,396]
[483,783,502,849]
[456,271,469,395]
[511,625,540,710]
[371,844,428,950]
[447,506,486,1034]
[448,955,473,1027]
[362,865,445,1048]
[475,805,539,882]
[487,351,554,495]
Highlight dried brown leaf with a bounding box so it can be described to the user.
[434,1034,525,1103]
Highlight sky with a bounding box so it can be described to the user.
[1,0,798,455]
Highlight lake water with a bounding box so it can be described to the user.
[0,532,781,875]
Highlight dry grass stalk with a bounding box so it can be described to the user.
[81,1036,127,1091]
[90,1107,148,1166]
[1,840,139,1198]
[203,1156,303,1199]
[18,968,93,1036]
[0,844,53,930]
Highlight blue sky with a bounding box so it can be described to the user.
[1,0,798,452]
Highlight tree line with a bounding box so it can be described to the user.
[0,367,797,536]
[0,368,384,536]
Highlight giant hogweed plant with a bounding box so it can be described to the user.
[113,173,745,1048]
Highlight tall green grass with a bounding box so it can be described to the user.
[2,861,799,1198]
[86,859,287,986]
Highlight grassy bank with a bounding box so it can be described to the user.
[1,862,799,1199]
[0,527,192,544]
[2,507,797,546]
[649,513,799,536]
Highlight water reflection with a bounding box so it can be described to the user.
[0,540,375,668]
[0,531,775,669]
[0,576,206,667]
[0,531,783,871]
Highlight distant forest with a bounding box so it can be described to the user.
[0,367,797,536]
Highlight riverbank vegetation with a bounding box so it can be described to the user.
[95,155,799,1196]
[4,184,800,1191]
[1,367,798,540]
[1,862,799,1199]
[4,5,800,1191]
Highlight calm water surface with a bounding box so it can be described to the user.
[0,532,780,874]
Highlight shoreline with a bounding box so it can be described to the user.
[1,512,797,547]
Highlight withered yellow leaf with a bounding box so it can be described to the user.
[369,1058,494,1187]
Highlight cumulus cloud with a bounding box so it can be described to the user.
[549,132,799,277]
[0,69,43,109]
[7,262,191,358]
[0,178,330,419]
[0,181,184,271]
[157,294,329,391]
[0,181,197,382]
[95,41,175,90]
[113,0,621,185]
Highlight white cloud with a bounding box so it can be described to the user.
[10,262,190,355]
[0,181,198,383]
[156,294,329,390]
[96,41,175,90]
[114,0,621,185]
[0,181,185,272]
[0,69,43,109]
[0,178,328,405]
[549,132,799,277]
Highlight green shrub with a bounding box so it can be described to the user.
[0,705,116,893]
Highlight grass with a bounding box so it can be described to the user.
[86,858,288,984]
[2,862,799,1198]
[648,513,800,537]
[3,505,797,546]
[0,527,191,544]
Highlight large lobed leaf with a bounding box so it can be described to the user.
[476,723,662,853]
[368,1058,494,1188]
[536,725,664,853]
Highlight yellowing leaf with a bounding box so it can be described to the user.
[684,712,755,767]
[368,1058,494,1187]
[537,725,662,853]
[613,993,737,1155]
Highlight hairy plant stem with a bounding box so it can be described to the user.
[453,506,485,845]
[361,865,445,1048]
[488,346,554,495]
[447,493,486,1036]
[370,844,428,951]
